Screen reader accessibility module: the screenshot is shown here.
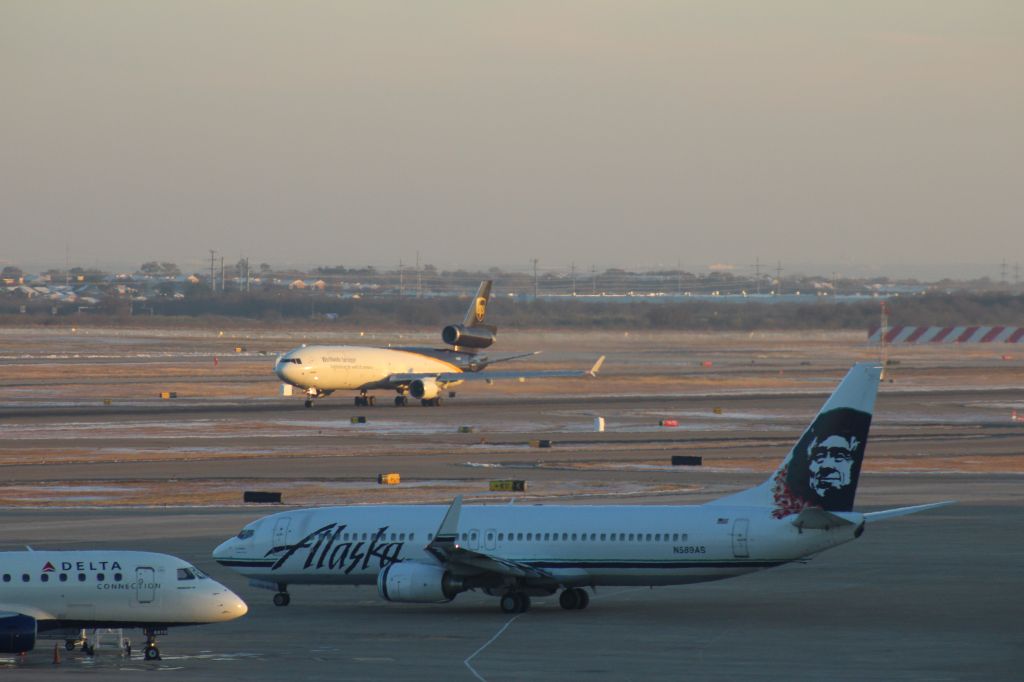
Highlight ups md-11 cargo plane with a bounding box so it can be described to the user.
[0,550,247,659]
[274,281,604,407]
[215,363,952,613]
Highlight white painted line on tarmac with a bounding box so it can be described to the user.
[463,613,522,682]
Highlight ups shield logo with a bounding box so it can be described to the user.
[474,297,487,323]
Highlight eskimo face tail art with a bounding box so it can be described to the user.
[769,408,871,518]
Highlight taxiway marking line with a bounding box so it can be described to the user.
[463,613,522,682]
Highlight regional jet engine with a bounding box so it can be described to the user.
[0,614,36,653]
[377,562,464,603]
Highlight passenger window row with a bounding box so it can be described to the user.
[340,531,415,542]
[480,532,690,543]
[3,572,124,583]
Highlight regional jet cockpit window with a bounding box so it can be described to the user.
[177,568,196,581]
[237,529,255,539]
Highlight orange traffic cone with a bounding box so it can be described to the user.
[53,642,61,664]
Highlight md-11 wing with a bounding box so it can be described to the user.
[386,355,604,387]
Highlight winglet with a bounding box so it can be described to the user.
[434,495,463,544]
[425,496,463,562]
[589,355,606,377]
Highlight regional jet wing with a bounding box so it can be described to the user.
[424,496,554,580]
[387,355,604,386]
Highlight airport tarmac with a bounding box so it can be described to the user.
[0,327,1021,679]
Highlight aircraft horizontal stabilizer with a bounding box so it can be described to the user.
[790,507,855,530]
[863,500,956,522]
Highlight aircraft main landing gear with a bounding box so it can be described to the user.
[142,628,163,660]
[420,398,442,407]
[499,592,530,613]
[304,399,313,408]
[559,588,590,610]
[273,591,291,606]
[355,394,376,407]
[394,396,409,406]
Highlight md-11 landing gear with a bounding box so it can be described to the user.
[273,590,290,607]
[355,393,376,407]
[559,588,590,610]
[394,395,409,406]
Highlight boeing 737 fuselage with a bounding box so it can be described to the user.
[0,550,247,659]
[216,363,952,613]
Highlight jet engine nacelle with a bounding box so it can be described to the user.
[442,324,496,349]
[410,377,441,400]
[377,562,464,603]
[0,614,36,653]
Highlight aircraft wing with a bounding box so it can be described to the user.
[424,497,554,581]
[387,355,604,386]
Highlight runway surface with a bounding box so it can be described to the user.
[0,327,1021,679]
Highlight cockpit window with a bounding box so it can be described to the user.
[190,566,209,579]
[237,529,255,539]
[177,568,196,581]
[278,358,301,365]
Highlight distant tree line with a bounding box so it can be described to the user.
[6,292,1024,331]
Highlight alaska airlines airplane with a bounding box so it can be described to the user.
[274,280,604,407]
[214,363,952,613]
[0,550,247,659]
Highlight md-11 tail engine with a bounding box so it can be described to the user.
[410,377,441,400]
[442,325,496,349]
[0,614,36,653]
[377,562,466,603]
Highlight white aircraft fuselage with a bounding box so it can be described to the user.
[0,550,247,657]
[215,503,858,589]
[275,345,468,393]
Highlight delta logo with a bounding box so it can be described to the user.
[42,562,56,573]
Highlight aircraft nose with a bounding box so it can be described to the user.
[208,583,249,622]
[212,538,237,562]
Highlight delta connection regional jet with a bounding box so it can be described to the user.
[275,280,604,407]
[0,550,247,659]
[215,363,953,613]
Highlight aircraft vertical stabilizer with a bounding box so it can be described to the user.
[710,362,882,517]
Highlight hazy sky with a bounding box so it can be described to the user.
[2,1,1021,277]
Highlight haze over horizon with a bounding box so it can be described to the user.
[3,2,1021,279]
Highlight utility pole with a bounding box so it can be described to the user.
[209,250,217,293]
[1001,259,1008,285]
[775,261,783,296]
[416,251,422,298]
[398,260,404,296]
[570,263,577,296]
[591,265,597,295]
[532,259,539,299]
[220,257,225,293]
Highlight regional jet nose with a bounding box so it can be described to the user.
[208,584,249,622]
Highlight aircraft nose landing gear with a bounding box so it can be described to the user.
[273,590,290,606]
[142,627,164,660]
